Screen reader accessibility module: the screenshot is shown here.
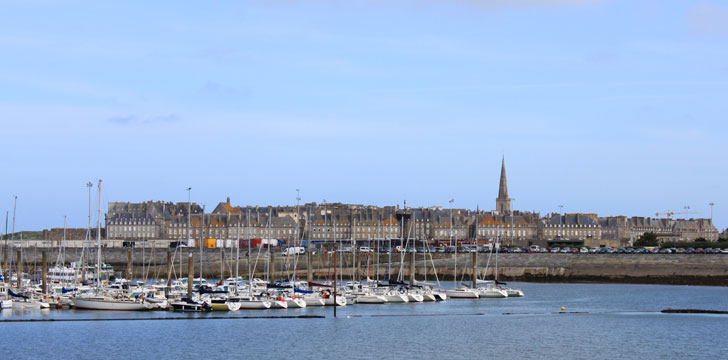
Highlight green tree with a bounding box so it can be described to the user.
[634,232,659,247]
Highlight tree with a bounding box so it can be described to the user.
[634,232,659,247]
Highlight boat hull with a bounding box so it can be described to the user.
[1,300,12,309]
[303,298,326,307]
[478,288,508,298]
[356,295,388,304]
[73,298,151,311]
[445,289,480,299]
[384,294,409,303]
[238,300,272,309]
[324,296,347,306]
[407,293,424,302]
[422,293,437,302]
[270,300,288,309]
[285,298,307,308]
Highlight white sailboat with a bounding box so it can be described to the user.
[72,180,152,311]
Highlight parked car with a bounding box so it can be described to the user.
[358,246,373,253]
[579,247,588,253]
[550,247,561,253]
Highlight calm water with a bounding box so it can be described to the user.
[2,283,727,359]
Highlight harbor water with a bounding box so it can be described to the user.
[2,282,727,359]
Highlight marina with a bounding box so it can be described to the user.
[2,282,727,360]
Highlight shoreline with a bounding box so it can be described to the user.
[7,248,728,287]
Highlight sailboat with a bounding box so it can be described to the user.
[444,212,479,299]
[476,227,509,299]
[72,180,152,311]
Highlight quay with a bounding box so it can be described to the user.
[8,247,728,286]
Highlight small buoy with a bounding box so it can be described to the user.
[561,306,565,311]
[346,315,350,319]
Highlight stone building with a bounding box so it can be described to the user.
[542,213,603,247]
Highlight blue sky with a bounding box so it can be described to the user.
[1,0,727,231]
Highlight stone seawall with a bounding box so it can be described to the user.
[5,248,728,286]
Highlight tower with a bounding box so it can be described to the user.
[495,156,511,214]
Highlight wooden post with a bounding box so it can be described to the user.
[333,245,337,317]
[472,251,477,289]
[41,251,48,294]
[2,247,7,282]
[187,253,193,299]
[165,250,172,297]
[409,251,415,284]
[81,251,86,283]
[127,248,132,280]
[307,251,312,284]
[16,250,21,288]
[354,251,360,281]
[220,247,225,281]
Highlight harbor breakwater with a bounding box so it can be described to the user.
[6,248,728,286]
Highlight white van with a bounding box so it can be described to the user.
[282,246,306,256]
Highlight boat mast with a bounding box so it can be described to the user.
[235,213,240,294]
[200,206,204,285]
[247,208,252,297]
[266,208,271,283]
[96,180,102,291]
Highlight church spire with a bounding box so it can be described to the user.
[498,156,508,199]
[495,156,511,214]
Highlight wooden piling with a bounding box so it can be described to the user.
[2,247,7,282]
[409,251,415,284]
[187,254,193,298]
[126,248,132,280]
[307,251,312,284]
[16,250,21,288]
[472,252,477,289]
[41,251,47,294]
[220,248,225,281]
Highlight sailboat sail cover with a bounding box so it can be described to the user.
[307,281,332,288]
[62,287,78,293]
[8,289,29,299]
[294,287,313,294]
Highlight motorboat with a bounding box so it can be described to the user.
[170,297,211,312]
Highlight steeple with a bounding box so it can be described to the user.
[496,156,511,214]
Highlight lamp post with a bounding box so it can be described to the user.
[558,204,564,242]
[449,199,455,247]
[510,198,516,246]
[187,188,192,247]
[709,202,715,240]
[11,195,17,243]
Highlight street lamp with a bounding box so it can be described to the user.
[10,195,17,247]
[509,198,516,246]
[449,199,455,247]
[186,188,192,247]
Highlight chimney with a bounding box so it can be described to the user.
[227,196,230,205]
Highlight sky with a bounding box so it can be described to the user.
[1,0,727,232]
